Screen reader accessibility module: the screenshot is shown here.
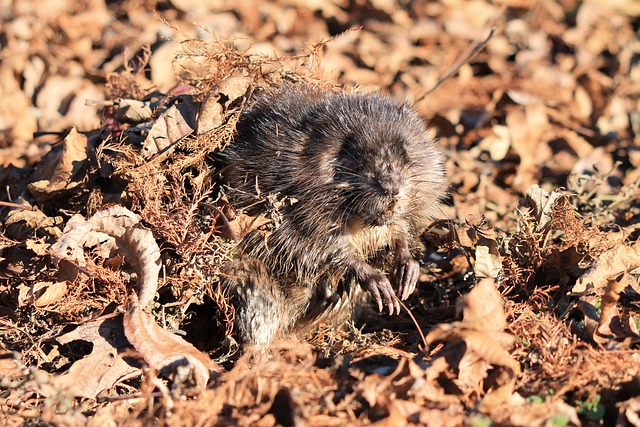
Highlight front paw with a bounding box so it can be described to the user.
[361,271,401,315]
[393,258,419,300]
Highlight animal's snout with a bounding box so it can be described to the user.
[378,174,400,199]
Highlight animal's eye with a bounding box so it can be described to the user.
[340,156,359,172]
[338,134,361,172]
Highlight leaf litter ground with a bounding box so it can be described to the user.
[1,1,640,426]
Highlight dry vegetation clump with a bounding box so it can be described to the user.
[1,0,640,426]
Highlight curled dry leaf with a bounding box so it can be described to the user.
[123,293,219,389]
[454,217,502,280]
[523,184,565,232]
[141,95,198,160]
[227,212,273,241]
[50,205,161,307]
[28,127,88,203]
[51,205,218,386]
[198,89,225,132]
[597,273,627,337]
[576,269,640,346]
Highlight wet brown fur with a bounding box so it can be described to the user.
[219,85,447,346]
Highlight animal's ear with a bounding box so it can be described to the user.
[337,134,361,172]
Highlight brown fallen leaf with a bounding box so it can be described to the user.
[573,245,640,295]
[507,103,549,192]
[17,281,68,308]
[4,208,63,242]
[123,293,219,389]
[46,315,140,400]
[28,127,88,203]
[115,98,159,124]
[0,344,23,379]
[25,238,51,256]
[227,212,273,241]
[477,124,510,161]
[198,90,225,132]
[474,228,502,280]
[426,278,520,410]
[50,205,219,388]
[198,74,252,135]
[523,184,565,232]
[141,95,198,160]
[50,205,161,308]
[597,273,626,337]
[576,271,640,347]
[0,66,38,143]
[509,400,581,427]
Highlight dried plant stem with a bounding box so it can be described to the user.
[415,3,507,103]
[0,201,35,211]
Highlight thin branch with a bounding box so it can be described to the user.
[0,201,35,211]
[415,3,507,104]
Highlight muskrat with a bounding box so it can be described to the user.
[218,85,447,347]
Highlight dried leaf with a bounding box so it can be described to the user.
[426,279,519,407]
[597,273,626,337]
[197,91,225,133]
[523,185,565,232]
[50,206,219,387]
[0,346,22,379]
[573,245,640,294]
[217,75,252,104]
[4,208,63,241]
[50,205,161,307]
[47,315,140,399]
[197,75,251,134]
[478,125,510,161]
[115,98,159,123]
[507,103,549,192]
[474,232,502,280]
[141,96,198,160]
[28,127,88,202]
[573,84,593,121]
[123,293,218,389]
[25,238,51,256]
[509,400,581,427]
[227,212,273,241]
[17,281,68,307]
[618,396,640,427]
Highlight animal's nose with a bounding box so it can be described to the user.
[378,174,400,198]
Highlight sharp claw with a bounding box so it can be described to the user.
[398,279,406,300]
